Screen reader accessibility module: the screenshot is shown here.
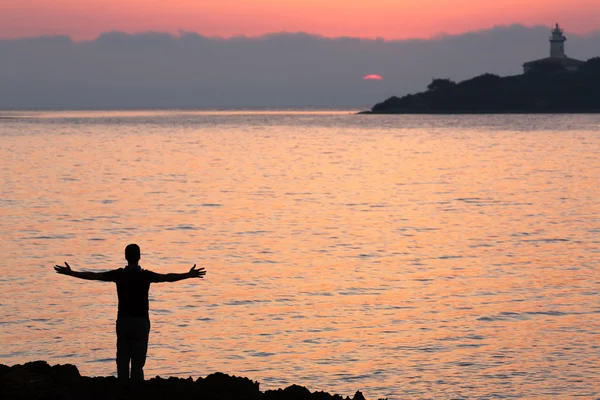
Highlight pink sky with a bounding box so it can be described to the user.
[2,0,599,40]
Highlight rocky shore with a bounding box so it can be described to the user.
[0,361,375,400]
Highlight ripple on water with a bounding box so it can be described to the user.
[165,224,203,231]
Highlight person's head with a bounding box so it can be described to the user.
[125,244,141,264]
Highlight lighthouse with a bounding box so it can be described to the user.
[550,24,566,58]
[523,24,584,73]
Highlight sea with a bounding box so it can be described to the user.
[0,110,599,399]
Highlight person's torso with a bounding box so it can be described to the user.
[112,269,154,319]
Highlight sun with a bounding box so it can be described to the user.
[363,74,383,80]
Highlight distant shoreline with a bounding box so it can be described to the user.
[365,57,600,115]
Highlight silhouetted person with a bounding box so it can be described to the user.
[54,244,206,384]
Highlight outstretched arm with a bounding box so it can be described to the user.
[54,262,111,281]
[156,265,206,283]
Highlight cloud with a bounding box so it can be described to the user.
[0,25,598,108]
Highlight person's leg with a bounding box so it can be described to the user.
[130,318,150,383]
[116,318,132,383]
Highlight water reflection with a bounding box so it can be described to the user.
[0,112,599,399]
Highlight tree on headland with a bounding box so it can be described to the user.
[427,78,456,92]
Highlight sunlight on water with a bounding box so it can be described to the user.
[1,111,599,399]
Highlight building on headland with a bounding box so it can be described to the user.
[523,24,584,73]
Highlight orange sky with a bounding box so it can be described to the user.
[2,0,599,40]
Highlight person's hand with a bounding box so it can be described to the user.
[189,265,206,279]
[54,262,73,276]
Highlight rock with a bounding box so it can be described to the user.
[283,385,312,400]
[265,384,346,400]
[197,372,261,400]
[352,391,366,400]
[0,361,371,400]
[311,391,345,400]
[264,385,312,400]
[51,363,81,384]
[0,361,55,400]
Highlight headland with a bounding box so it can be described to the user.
[363,57,600,114]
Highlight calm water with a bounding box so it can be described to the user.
[1,111,599,399]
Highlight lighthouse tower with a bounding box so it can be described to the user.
[550,23,566,58]
[523,24,584,73]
